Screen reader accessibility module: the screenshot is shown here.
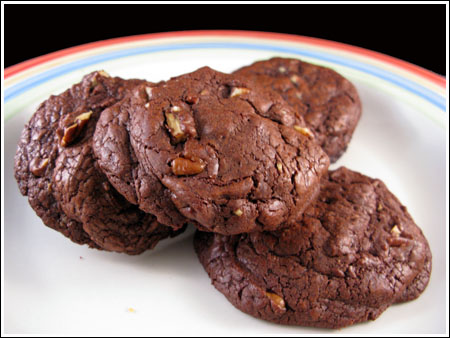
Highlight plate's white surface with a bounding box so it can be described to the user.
[3,32,447,335]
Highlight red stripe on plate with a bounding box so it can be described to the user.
[4,30,446,88]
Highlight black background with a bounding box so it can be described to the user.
[4,4,446,75]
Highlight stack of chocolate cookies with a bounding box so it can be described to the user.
[14,57,431,329]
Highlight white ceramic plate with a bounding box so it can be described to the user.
[3,31,447,335]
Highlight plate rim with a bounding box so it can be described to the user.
[3,30,446,120]
[4,30,445,87]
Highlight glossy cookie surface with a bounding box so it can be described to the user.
[234,57,362,163]
[194,167,431,328]
[95,67,329,234]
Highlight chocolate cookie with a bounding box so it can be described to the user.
[234,57,362,163]
[14,71,177,254]
[396,249,432,303]
[94,67,329,235]
[194,167,431,329]
[51,112,176,255]
[93,91,189,231]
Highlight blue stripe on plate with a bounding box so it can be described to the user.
[4,42,446,111]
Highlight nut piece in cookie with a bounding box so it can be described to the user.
[29,157,49,177]
[171,157,206,176]
[59,111,93,147]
